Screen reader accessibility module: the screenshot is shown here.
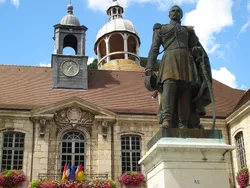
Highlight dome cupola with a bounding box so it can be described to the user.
[107,0,124,21]
[94,0,141,71]
[60,4,80,26]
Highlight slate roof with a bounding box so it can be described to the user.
[233,89,250,111]
[0,65,245,118]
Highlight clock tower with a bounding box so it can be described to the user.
[52,3,88,90]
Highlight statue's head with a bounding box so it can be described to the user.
[169,5,183,22]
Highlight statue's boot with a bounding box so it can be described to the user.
[161,113,172,127]
[178,119,188,129]
[194,123,204,129]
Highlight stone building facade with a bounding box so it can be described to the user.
[0,1,250,188]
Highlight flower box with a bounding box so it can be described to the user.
[0,170,26,188]
[236,167,249,188]
[120,172,145,187]
[29,179,116,188]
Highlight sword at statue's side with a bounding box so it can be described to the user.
[192,47,216,134]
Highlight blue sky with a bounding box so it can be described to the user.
[0,0,249,90]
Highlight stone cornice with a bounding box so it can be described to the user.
[200,118,227,127]
[116,114,157,122]
[0,110,31,118]
[226,100,250,125]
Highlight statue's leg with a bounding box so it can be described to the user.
[171,98,178,128]
[161,79,177,127]
[188,103,200,129]
[177,83,191,129]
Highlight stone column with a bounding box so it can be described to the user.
[105,37,110,63]
[31,118,52,180]
[96,118,116,179]
[97,43,102,63]
[136,38,140,64]
[123,33,128,59]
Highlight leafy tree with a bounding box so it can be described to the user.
[88,59,98,69]
[140,57,160,71]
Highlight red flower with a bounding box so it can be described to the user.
[236,167,249,188]
[120,172,145,187]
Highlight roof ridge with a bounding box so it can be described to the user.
[213,78,247,92]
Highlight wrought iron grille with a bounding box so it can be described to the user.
[121,135,141,173]
[38,173,108,181]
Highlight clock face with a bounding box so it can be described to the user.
[61,60,79,77]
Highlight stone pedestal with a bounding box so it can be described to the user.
[139,129,234,188]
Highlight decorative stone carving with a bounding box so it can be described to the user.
[101,120,108,138]
[54,107,94,132]
[95,118,116,138]
[39,118,47,137]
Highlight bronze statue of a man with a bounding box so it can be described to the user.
[145,5,213,129]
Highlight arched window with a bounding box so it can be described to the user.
[121,135,141,173]
[1,132,25,171]
[235,131,247,168]
[109,34,124,60]
[60,131,85,172]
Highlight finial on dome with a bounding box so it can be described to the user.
[107,0,124,21]
[67,1,73,14]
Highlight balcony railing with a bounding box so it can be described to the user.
[98,51,140,68]
[38,173,109,181]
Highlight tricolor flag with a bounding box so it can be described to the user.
[75,165,79,180]
[66,163,71,180]
[76,163,84,181]
[61,163,67,181]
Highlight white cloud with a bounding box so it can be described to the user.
[87,57,95,65]
[212,67,237,88]
[87,0,197,12]
[88,0,233,55]
[0,0,19,8]
[183,0,233,53]
[237,20,250,38]
[237,0,250,38]
[11,0,19,8]
[40,62,51,67]
[239,85,248,90]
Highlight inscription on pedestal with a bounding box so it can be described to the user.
[194,180,200,184]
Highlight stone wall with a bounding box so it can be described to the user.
[229,111,250,188]
[0,116,33,182]
[113,115,160,187]
[0,109,235,188]
[32,119,50,180]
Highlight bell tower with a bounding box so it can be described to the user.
[52,3,88,90]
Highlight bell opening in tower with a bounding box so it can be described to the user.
[63,34,78,55]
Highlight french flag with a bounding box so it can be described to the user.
[75,165,79,180]
[66,163,71,180]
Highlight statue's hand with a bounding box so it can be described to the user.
[192,47,203,58]
[145,68,154,76]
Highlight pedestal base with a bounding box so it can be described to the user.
[139,137,234,188]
